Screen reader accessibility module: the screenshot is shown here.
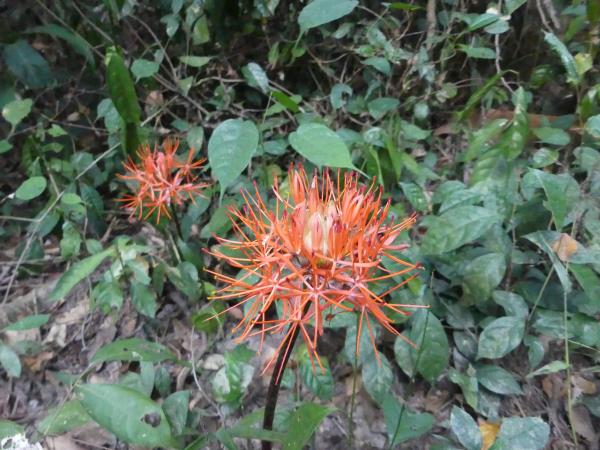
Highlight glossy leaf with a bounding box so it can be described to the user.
[2,98,33,128]
[37,400,91,435]
[282,403,335,450]
[15,176,46,200]
[477,316,525,359]
[544,32,579,85]
[3,39,53,88]
[208,119,259,195]
[298,0,358,32]
[4,314,50,331]
[289,123,356,170]
[105,48,141,123]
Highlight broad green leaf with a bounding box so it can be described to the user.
[381,396,434,445]
[78,384,173,448]
[90,338,176,364]
[524,335,545,368]
[208,119,259,195]
[3,40,53,88]
[4,314,50,331]
[211,345,255,406]
[48,247,116,302]
[0,344,21,377]
[191,302,226,334]
[449,369,479,410]
[492,291,528,318]
[492,417,549,450]
[421,206,500,255]
[27,24,95,68]
[362,353,393,403]
[500,87,529,160]
[523,169,579,229]
[105,48,141,127]
[37,400,91,435]
[570,264,600,315]
[179,56,212,68]
[242,62,269,93]
[163,390,189,436]
[585,114,600,140]
[281,403,335,450]
[330,83,353,110]
[15,176,46,201]
[367,97,399,120]
[0,420,24,440]
[458,45,496,59]
[131,59,160,80]
[532,127,570,146]
[298,0,358,32]
[505,0,527,14]
[450,406,482,450]
[299,346,333,400]
[0,140,12,154]
[462,253,506,303]
[289,123,356,170]
[477,316,525,359]
[60,221,81,260]
[400,182,428,212]
[544,32,579,85]
[410,310,449,382]
[272,91,300,113]
[131,281,157,318]
[2,99,33,128]
[526,360,569,378]
[476,364,522,395]
[187,126,204,150]
[363,56,391,75]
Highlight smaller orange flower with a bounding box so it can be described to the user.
[117,138,209,222]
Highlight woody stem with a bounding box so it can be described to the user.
[261,323,302,450]
[169,204,183,240]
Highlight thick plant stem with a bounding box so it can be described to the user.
[262,324,302,450]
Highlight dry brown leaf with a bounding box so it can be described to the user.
[22,351,54,372]
[479,421,501,450]
[572,374,597,397]
[45,435,85,450]
[552,233,578,261]
[571,405,596,443]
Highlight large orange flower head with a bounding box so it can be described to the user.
[117,138,209,222]
[208,166,423,377]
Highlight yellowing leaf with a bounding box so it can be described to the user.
[479,421,500,450]
[551,233,578,261]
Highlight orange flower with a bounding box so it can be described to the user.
[208,166,423,378]
[117,138,209,222]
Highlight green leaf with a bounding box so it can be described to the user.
[179,55,212,68]
[330,83,353,110]
[0,140,12,154]
[585,114,600,140]
[524,335,545,368]
[2,99,33,128]
[381,396,434,445]
[410,310,449,382]
[282,403,335,450]
[60,221,81,260]
[272,91,300,113]
[27,24,95,68]
[458,45,496,59]
[362,353,393,403]
[532,127,570,146]
[450,406,482,450]
[526,360,569,378]
[163,390,189,436]
[449,369,479,410]
[299,346,333,400]
[421,206,500,255]
[3,39,53,89]
[187,126,204,150]
[462,253,506,303]
[505,0,527,14]
[131,281,157,318]
[0,420,24,440]
[0,344,21,377]
[37,400,91,435]
[524,231,572,293]
[105,48,141,124]
[131,59,160,80]
[48,247,116,302]
[191,302,226,334]
[493,291,528,318]
[242,62,269,93]
[212,345,255,406]
[477,316,525,359]
[208,119,259,196]
[492,417,549,450]
[543,32,580,85]
[15,176,46,201]
[523,170,580,229]
[90,338,177,364]
[476,364,522,395]
[78,384,173,448]
[289,123,356,170]
[4,314,50,331]
[298,0,358,32]
[367,97,399,120]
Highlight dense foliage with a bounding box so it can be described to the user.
[1,1,599,449]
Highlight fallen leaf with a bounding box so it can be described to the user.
[552,233,578,261]
[572,375,597,397]
[571,405,596,443]
[479,420,501,450]
[23,351,54,372]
